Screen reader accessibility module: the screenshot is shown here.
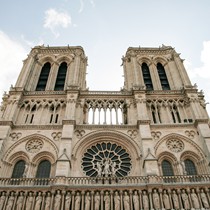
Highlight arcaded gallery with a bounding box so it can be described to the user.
[0,45,210,209]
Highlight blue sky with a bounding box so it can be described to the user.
[0,0,210,112]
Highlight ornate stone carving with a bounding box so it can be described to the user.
[166,139,184,153]
[52,132,62,141]
[151,131,161,140]
[25,139,44,153]
[10,132,22,141]
[185,130,195,139]
[127,130,137,138]
[75,130,85,138]
[82,142,132,177]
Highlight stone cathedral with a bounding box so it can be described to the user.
[0,45,210,210]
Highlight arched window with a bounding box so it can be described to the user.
[11,160,26,178]
[36,160,51,178]
[36,62,51,91]
[161,160,174,176]
[54,62,67,90]
[141,63,153,90]
[157,63,170,90]
[184,159,197,175]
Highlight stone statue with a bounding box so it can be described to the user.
[111,162,117,176]
[142,191,149,210]
[180,161,187,175]
[85,192,91,210]
[34,192,42,210]
[96,162,102,177]
[152,189,160,210]
[5,192,15,210]
[104,192,110,210]
[114,191,120,210]
[123,191,130,210]
[103,159,111,177]
[162,190,170,210]
[25,192,33,210]
[172,190,179,209]
[45,192,51,210]
[23,163,29,178]
[75,192,81,210]
[16,192,24,210]
[191,189,200,209]
[65,192,71,210]
[133,191,139,210]
[54,190,62,210]
[94,192,100,210]
[181,189,190,209]
[200,189,209,208]
[0,192,6,210]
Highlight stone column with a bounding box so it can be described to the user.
[41,192,46,210]
[110,191,113,210]
[71,191,75,210]
[50,191,55,210]
[177,189,183,210]
[129,190,133,210]
[158,189,164,210]
[186,188,193,209]
[138,190,142,210]
[61,190,66,210]
[100,191,104,210]
[12,191,18,210]
[148,189,154,210]
[196,188,203,209]
[167,189,173,210]
[81,191,85,210]
[120,191,123,210]
[91,191,94,210]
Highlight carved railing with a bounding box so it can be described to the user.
[0,175,210,187]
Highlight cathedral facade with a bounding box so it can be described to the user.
[0,45,210,209]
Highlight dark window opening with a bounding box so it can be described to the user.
[142,63,153,90]
[36,160,51,178]
[36,62,51,91]
[54,62,67,91]
[184,159,197,175]
[157,63,170,90]
[162,160,174,176]
[12,160,26,178]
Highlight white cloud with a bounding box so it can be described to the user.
[79,0,95,13]
[43,8,71,38]
[0,31,27,97]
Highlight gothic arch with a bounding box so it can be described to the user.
[154,133,206,160]
[8,151,30,165]
[3,134,59,162]
[32,151,56,165]
[38,55,55,65]
[72,130,141,159]
[153,56,168,66]
[56,54,74,65]
[136,56,152,66]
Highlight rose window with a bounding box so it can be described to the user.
[82,142,132,177]
[25,139,44,153]
[166,139,184,153]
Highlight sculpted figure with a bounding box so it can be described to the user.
[172,190,179,209]
[191,189,200,209]
[104,192,110,210]
[34,192,42,210]
[96,162,102,177]
[45,192,51,210]
[26,192,33,210]
[65,192,71,210]
[114,191,120,210]
[162,190,170,210]
[103,160,111,177]
[94,192,100,210]
[181,189,190,209]
[0,192,6,210]
[75,192,81,210]
[16,192,24,210]
[54,191,62,210]
[85,192,91,210]
[123,192,130,210]
[200,189,209,208]
[133,191,139,210]
[6,192,15,210]
[142,191,149,210]
[152,189,160,210]
[180,161,187,175]
[23,163,29,177]
[111,162,117,176]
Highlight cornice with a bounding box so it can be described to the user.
[13,124,62,130]
[150,123,195,129]
[80,90,133,96]
[76,124,137,130]
[0,121,13,127]
[23,90,66,96]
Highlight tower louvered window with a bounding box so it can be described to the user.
[142,63,153,90]
[157,63,170,90]
[36,62,51,91]
[54,62,67,91]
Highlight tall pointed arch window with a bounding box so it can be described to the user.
[36,62,51,91]
[184,159,197,175]
[161,160,174,176]
[157,63,170,90]
[36,160,51,178]
[141,63,153,90]
[11,160,26,178]
[54,62,67,91]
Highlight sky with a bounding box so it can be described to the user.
[0,0,210,113]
